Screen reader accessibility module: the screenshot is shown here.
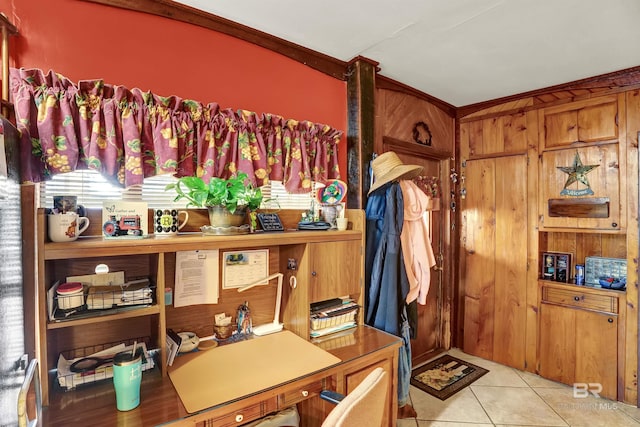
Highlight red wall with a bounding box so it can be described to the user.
[2,0,348,171]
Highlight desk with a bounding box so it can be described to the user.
[42,326,401,427]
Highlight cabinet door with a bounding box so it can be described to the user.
[539,303,576,385]
[539,303,618,400]
[541,96,619,150]
[539,144,621,230]
[309,241,361,304]
[575,309,618,400]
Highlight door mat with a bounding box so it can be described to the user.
[410,354,489,400]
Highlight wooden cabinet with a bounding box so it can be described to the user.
[538,283,621,400]
[309,240,361,304]
[29,207,366,407]
[540,95,620,150]
[538,94,626,231]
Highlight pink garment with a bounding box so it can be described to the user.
[400,180,437,304]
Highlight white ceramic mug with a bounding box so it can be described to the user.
[48,213,90,242]
[153,209,189,237]
[336,217,349,231]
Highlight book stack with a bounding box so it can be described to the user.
[310,298,359,338]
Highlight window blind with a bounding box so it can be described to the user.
[40,170,318,211]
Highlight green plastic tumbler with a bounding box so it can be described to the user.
[112,349,142,411]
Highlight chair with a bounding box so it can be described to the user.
[320,367,389,427]
[17,359,42,427]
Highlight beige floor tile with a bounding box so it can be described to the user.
[516,370,568,388]
[535,387,640,426]
[471,364,528,387]
[397,418,418,427]
[409,385,492,424]
[416,422,493,426]
[473,385,567,426]
[619,402,640,423]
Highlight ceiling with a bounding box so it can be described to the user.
[174,0,640,108]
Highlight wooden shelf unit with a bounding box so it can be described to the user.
[29,206,366,407]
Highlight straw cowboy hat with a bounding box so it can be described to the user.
[368,151,423,194]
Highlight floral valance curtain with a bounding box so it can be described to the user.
[9,68,342,193]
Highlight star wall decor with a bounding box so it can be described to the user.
[557,151,599,196]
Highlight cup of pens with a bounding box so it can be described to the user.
[113,344,142,411]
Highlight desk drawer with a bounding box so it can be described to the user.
[207,398,277,427]
[280,379,324,407]
[541,286,618,313]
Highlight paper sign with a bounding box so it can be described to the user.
[174,250,219,307]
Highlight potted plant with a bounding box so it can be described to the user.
[166,172,263,228]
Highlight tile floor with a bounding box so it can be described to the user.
[398,348,640,427]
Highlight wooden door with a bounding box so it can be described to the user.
[462,155,528,368]
[388,147,449,365]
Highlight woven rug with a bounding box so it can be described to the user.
[411,354,489,400]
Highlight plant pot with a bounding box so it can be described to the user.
[207,205,247,228]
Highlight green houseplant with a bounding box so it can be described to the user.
[166,172,263,228]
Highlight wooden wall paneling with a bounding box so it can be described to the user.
[457,123,470,349]
[482,117,504,154]
[461,98,534,121]
[600,234,628,259]
[525,110,540,372]
[462,158,496,359]
[625,89,640,405]
[377,88,454,155]
[493,156,527,369]
[575,233,602,262]
[468,121,483,157]
[503,112,530,153]
[164,246,282,339]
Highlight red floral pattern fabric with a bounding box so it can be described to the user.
[10,68,342,192]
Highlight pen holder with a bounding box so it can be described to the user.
[214,324,234,340]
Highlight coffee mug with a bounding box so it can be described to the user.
[153,209,189,237]
[336,217,349,231]
[48,213,90,242]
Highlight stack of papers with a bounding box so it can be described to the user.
[310,298,359,338]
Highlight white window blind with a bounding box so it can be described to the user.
[40,170,318,211]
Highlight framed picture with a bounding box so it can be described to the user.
[540,252,573,283]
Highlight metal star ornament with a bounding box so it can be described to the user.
[557,152,599,196]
